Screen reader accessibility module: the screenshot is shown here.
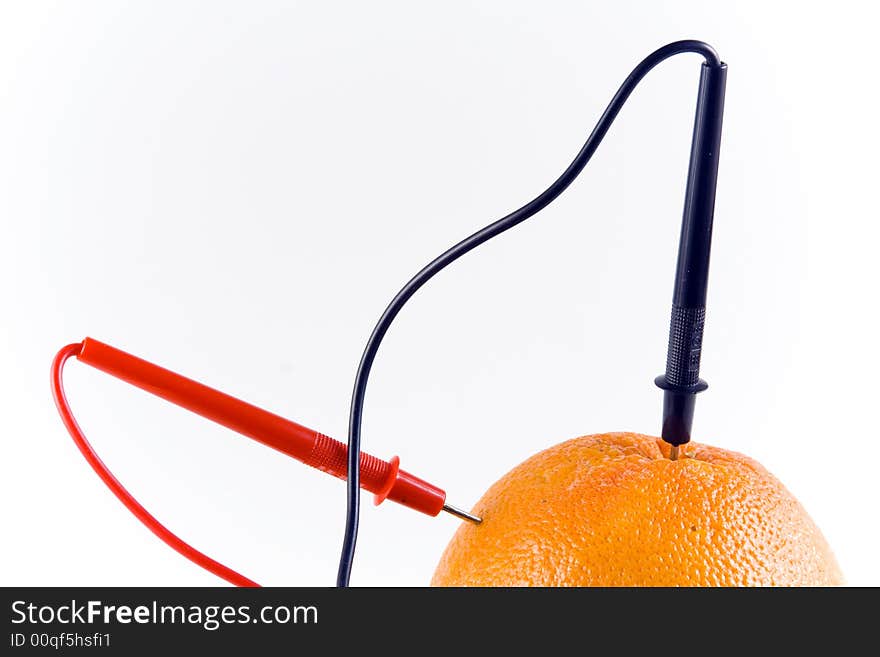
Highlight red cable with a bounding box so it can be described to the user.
[51,342,259,587]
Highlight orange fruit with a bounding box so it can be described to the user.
[432,432,842,586]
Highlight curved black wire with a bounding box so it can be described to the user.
[338,40,722,586]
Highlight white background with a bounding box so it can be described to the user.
[2,1,878,586]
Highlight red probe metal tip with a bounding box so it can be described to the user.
[442,504,482,523]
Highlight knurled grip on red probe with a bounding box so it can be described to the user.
[76,337,446,516]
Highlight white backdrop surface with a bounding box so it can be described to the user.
[1,1,878,586]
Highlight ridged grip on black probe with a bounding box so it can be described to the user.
[664,305,705,387]
[655,306,709,445]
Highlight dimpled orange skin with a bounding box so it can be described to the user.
[432,433,842,586]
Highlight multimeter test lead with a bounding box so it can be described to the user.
[63,337,480,522]
[51,338,479,586]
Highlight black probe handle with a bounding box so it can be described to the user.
[655,61,727,445]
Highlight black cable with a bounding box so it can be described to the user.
[338,40,723,586]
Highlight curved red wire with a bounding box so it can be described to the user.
[51,342,259,587]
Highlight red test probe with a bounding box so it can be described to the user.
[51,338,479,586]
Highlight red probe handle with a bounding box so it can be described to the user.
[76,338,446,516]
